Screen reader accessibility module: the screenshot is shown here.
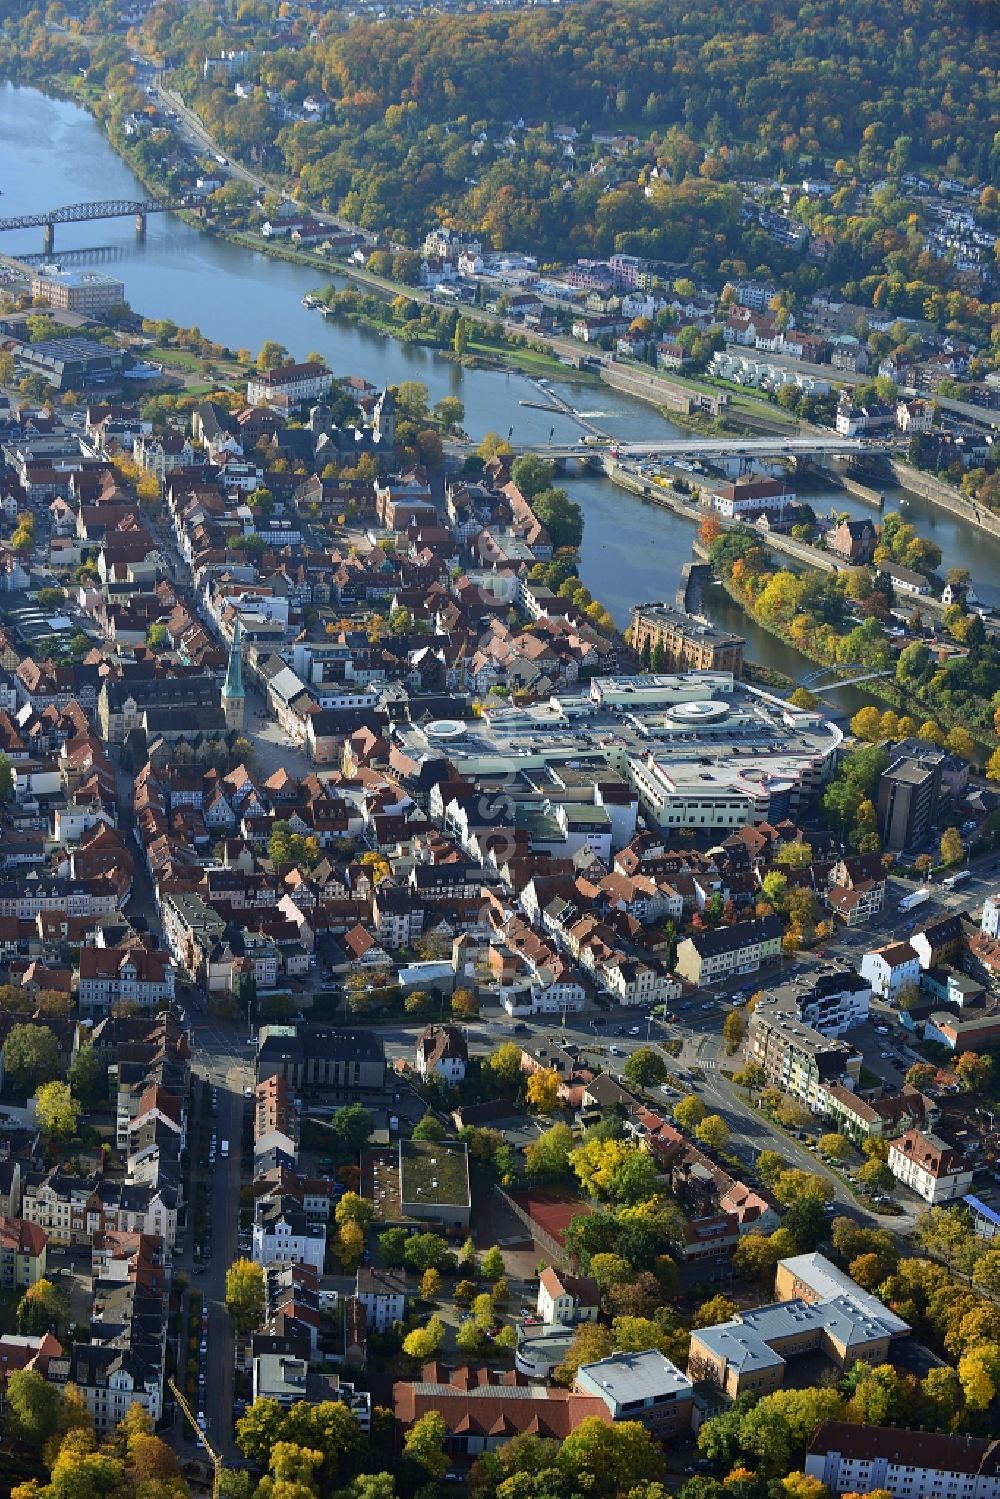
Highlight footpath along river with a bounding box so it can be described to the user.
[3,82,999,706]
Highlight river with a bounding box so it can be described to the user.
[3,81,998,705]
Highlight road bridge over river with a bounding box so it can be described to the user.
[523,434,884,462]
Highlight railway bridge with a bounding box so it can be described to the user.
[0,197,188,253]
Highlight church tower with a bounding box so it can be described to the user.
[221,615,245,732]
[373,388,395,448]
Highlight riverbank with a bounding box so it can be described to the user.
[889,459,1000,540]
[3,79,996,739]
[606,462,844,575]
[20,72,827,447]
[88,109,592,387]
[704,549,992,751]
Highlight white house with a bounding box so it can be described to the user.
[77,946,175,1013]
[981,895,1000,940]
[415,1025,468,1087]
[246,362,333,407]
[887,1129,974,1204]
[536,1266,600,1325]
[859,941,920,1001]
[355,1267,407,1333]
[132,431,193,479]
[252,1202,326,1272]
[896,399,932,434]
[806,1420,1000,1499]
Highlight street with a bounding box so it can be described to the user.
[177,1015,254,1458]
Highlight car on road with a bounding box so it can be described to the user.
[628,1026,641,1037]
[609,1045,621,1056]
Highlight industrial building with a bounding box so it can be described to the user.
[14,336,125,391]
[629,603,745,677]
[28,268,125,316]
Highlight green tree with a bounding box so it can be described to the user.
[330,1103,373,1157]
[486,1042,523,1088]
[939,826,964,867]
[511,453,556,500]
[953,1055,995,1091]
[858,1158,894,1194]
[393,380,431,423]
[818,1132,851,1162]
[402,1315,446,1361]
[67,1044,104,1108]
[226,1258,266,1333]
[695,1114,730,1151]
[455,1317,484,1354]
[433,396,465,432]
[692,1294,739,1328]
[673,1095,708,1131]
[34,1080,79,1141]
[623,1047,667,1094]
[4,1367,62,1446]
[4,1024,63,1094]
[524,1121,575,1176]
[722,1010,746,1054]
[256,340,289,371]
[481,1245,505,1281]
[15,1277,70,1336]
[532,488,584,550]
[403,1233,454,1274]
[403,1410,449,1479]
[236,1398,288,1468]
[609,1148,660,1205]
[419,1267,442,1301]
[412,1113,446,1141]
[525,1068,561,1114]
[843,1362,913,1425]
[559,1416,664,1497]
[378,1228,408,1268]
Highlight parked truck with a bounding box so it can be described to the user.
[899,887,932,913]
